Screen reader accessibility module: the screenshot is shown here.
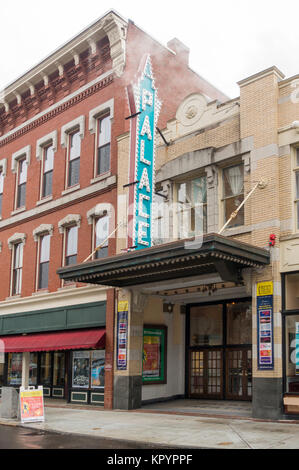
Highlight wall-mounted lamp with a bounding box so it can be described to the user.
[163,302,174,313]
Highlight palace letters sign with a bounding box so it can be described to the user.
[127,55,161,250]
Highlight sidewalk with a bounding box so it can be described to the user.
[1,405,299,449]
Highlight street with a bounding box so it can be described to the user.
[0,424,162,449]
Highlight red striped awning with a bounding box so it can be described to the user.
[0,328,105,353]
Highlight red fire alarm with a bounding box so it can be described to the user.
[269,234,276,247]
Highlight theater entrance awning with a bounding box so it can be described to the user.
[0,328,106,353]
[57,234,270,288]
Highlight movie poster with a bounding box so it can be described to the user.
[72,351,90,388]
[91,350,105,388]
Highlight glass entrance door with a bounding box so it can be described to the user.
[188,300,252,401]
[226,348,252,400]
[189,349,223,398]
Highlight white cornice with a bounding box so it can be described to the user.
[0,10,128,110]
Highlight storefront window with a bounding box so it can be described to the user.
[284,315,299,393]
[190,304,223,346]
[29,353,38,386]
[285,272,299,310]
[91,351,105,388]
[72,351,90,388]
[227,301,252,345]
[40,352,52,386]
[53,352,65,387]
[7,353,23,385]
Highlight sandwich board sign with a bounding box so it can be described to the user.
[20,386,45,423]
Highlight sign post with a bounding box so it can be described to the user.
[20,386,45,423]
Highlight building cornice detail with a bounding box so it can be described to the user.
[0,74,113,149]
[36,131,58,160]
[61,116,85,147]
[0,11,127,111]
[8,233,27,249]
[33,224,54,242]
[89,98,114,134]
[238,66,285,88]
[58,214,81,233]
[86,204,111,224]
[11,145,31,173]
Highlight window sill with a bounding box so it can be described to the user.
[32,290,49,296]
[36,196,53,206]
[5,295,21,301]
[11,207,26,216]
[90,171,111,185]
[61,184,80,196]
[58,283,76,291]
[280,233,299,242]
[221,225,252,237]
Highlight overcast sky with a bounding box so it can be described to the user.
[1,0,298,98]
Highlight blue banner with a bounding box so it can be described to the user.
[257,290,274,370]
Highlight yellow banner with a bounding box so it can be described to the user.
[257,281,273,297]
[20,390,43,398]
[118,301,128,312]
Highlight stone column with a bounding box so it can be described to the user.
[205,165,219,233]
[104,288,115,410]
[21,352,30,388]
[239,67,284,420]
[113,289,147,409]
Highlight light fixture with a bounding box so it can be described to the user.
[163,301,174,314]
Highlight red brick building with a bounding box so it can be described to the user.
[0,10,226,407]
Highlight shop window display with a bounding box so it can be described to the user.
[284,314,299,393]
[7,353,37,386]
[53,352,65,387]
[72,350,105,389]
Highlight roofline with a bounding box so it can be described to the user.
[0,9,127,96]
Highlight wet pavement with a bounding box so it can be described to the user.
[0,424,163,449]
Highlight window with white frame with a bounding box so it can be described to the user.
[12,242,23,295]
[38,234,51,289]
[96,115,111,176]
[16,158,27,209]
[176,175,207,239]
[0,159,7,218]
[42,145,54,198]
[33,224,53,291]
[58,214,81,270]
[89,99,113,181]
[0,170,4,218]
[12,146,30,211]
[61,116,84,191]
[68,131,81,188]
[8,233,26,296]
[87,206,110,259]
[294,149,299,230]
[222,163,244,228]
[94,214,109,259]
[65,225,78,266]
[36,131,57,201]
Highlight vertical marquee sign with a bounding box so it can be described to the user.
[257,281,274,370]
[127,55,161,250]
